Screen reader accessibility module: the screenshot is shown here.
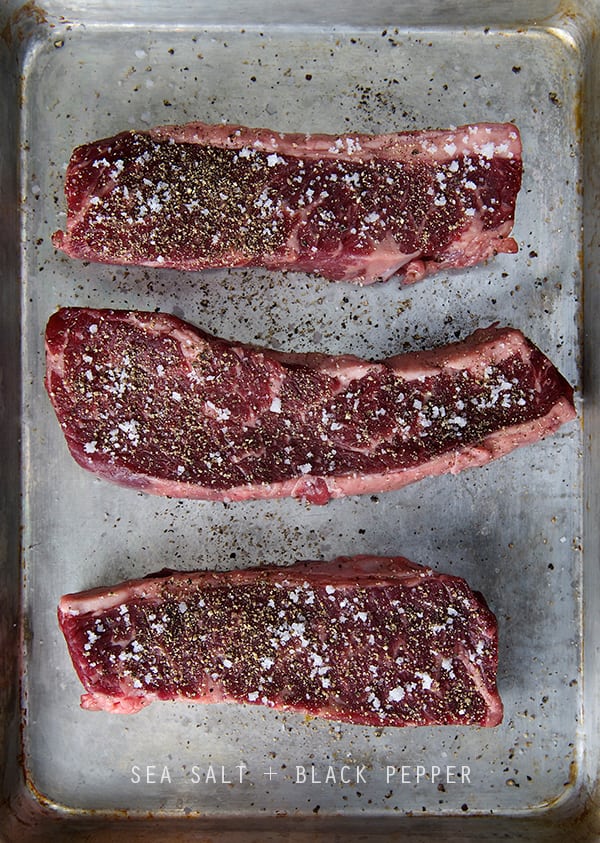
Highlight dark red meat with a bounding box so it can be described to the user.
[45,308,576,505]
[58,555,503,725]
[52,121,522,284]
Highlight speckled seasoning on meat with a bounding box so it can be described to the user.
[45,308,576,505]
[52,121,522,284]
[58,555,503,725]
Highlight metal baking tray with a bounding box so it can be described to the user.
[1,0,598,839]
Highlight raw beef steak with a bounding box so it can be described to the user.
[58,555,503,725]
[45,308,576,505]
[52,121,522,284]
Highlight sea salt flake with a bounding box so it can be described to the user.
[416,671,433,690]
[368,692,381,710]
[479,141,496,159]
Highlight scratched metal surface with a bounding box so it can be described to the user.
[1,0,599,839]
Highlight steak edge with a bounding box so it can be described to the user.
[45,308,576,505]
[58,555,503,726]
[52,121,522,285]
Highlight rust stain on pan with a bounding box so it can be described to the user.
[0,1,48,47]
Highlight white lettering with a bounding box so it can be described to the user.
[202,765,231,784]
[290,762,470,787]
[382,764,473,785]
[191,765,201,784]
[131,764,172,784]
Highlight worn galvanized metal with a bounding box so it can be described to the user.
[0,0,598,839]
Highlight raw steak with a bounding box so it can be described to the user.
[58,555,503,725]
[52,121,522,284]
[45,308,576,505]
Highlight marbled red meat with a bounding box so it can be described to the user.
[45,308,576,505]
[52,121,522,284]
[58,555,503,725]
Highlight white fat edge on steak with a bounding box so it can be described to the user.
[149,122,521,167]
